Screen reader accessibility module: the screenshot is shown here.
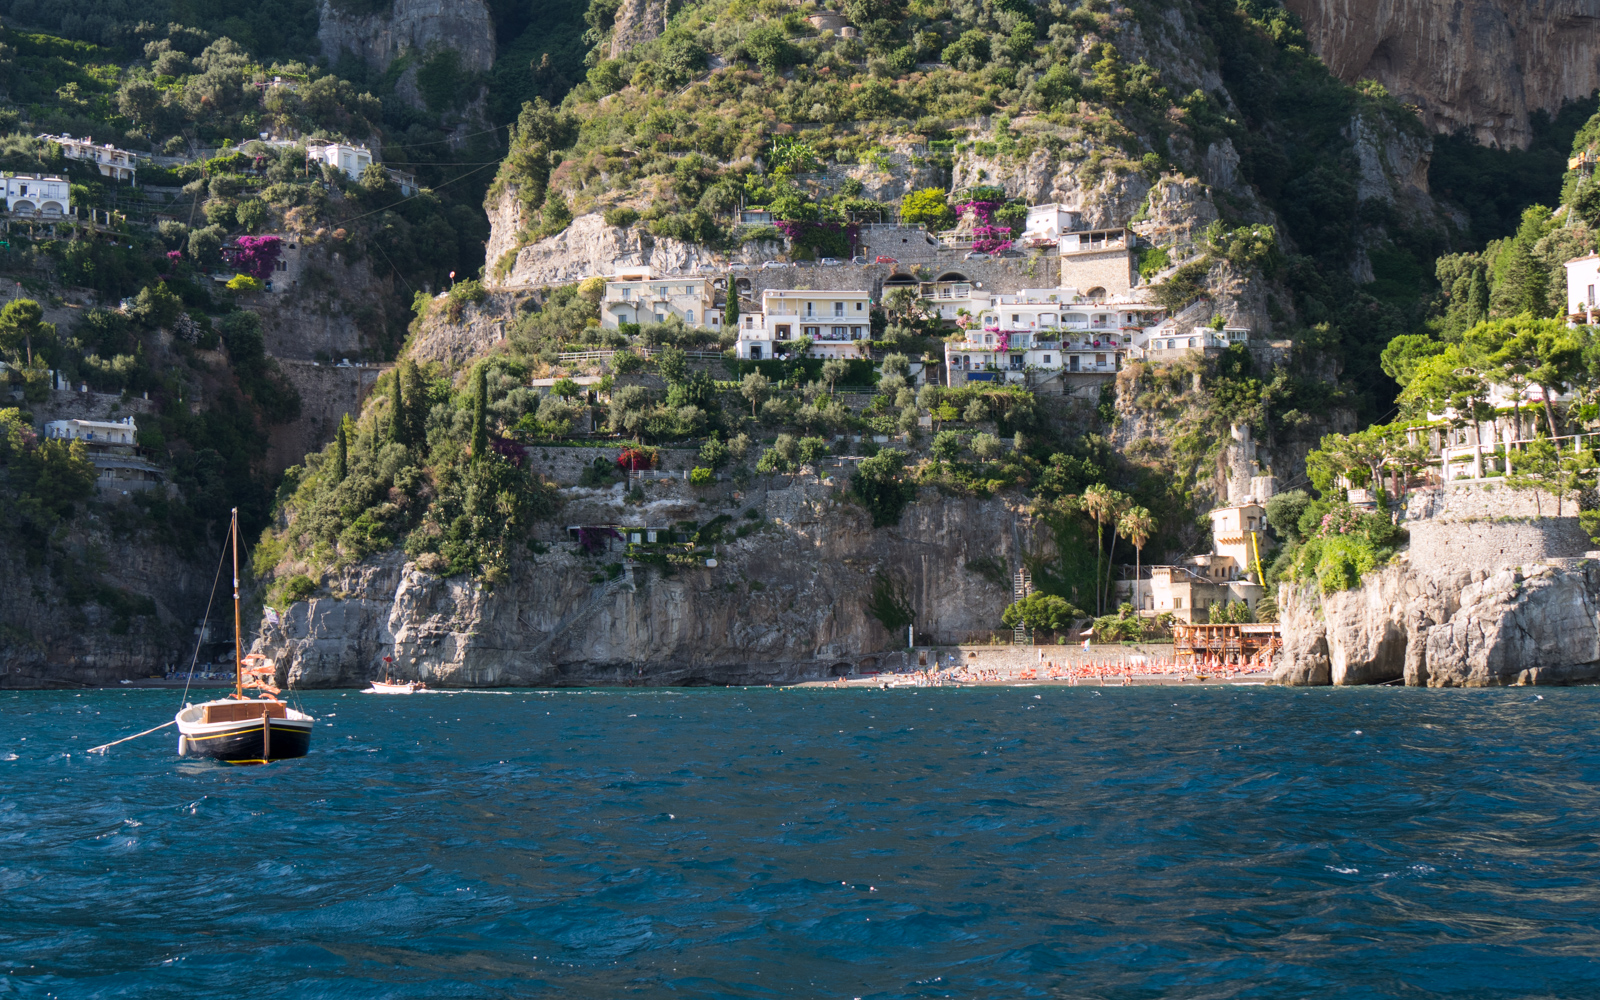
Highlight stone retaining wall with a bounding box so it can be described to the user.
[1405,482,1569,521]
[1406,518,1591,577]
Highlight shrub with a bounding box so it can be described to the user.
[275,574,317,604]
[1002,592,1080,634]
[690,466,715,486]
[850,447,917,527]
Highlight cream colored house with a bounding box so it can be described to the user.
[1119,500,1270,622]
[735,289,872,360]
[602,275,717,330]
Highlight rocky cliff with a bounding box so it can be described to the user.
[0,525,216,688]
[1286,0,1600,148]
[1273,484,1600,686]
[317,0,496,73]
[252,481,1029,687]
[486,203,781,289]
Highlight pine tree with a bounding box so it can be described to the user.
[470,363,488,461]
[334,416,349,482]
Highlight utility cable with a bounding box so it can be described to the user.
[333,159,502,228]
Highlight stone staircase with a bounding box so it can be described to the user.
[1012,567,1032,645]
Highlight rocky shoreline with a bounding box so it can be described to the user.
[1272,485,1600,687]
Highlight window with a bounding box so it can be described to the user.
[804,326,820,337]
[856,301,864,311]
[1174,598,1183,609]
[805,302,815,317]
[832,326,847,339]
[851,326,863,337]
[776,324,791,340]
[1043,355,1052,365]
[1011,314,1020,324]
[655,313,665,323]
[1069,356,1079,372]
[1590,284,1595,305]
[1095,354,1106,365]
[834,302,845,316]
[750,346,762,359]
[1247,516,1256,529]
[686,310,694,323]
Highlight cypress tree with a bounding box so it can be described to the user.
[334,416,349,482]
[389,374,406,444]
[724,290,739,329]
[470,363,488,461]
[402,359,427,450]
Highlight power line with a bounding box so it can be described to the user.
[333,159,502,228]
[382,122,514,150]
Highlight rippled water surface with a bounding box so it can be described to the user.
[5,685,1600,998]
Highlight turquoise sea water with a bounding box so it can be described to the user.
[4,685,1600,998]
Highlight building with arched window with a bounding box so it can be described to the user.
[3,174,70,215]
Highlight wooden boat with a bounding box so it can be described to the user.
[364,678,425,694]
[175,508,314,764]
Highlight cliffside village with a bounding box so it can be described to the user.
[14,134,1600,636]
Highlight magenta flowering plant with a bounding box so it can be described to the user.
[222,234,283,280]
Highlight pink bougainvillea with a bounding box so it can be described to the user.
[222,235,283,280]
[955,200,1013,254]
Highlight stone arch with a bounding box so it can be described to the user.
[12,199,34,212]
[830,661,852,676]
[1083,286,1106,301]
[934,271,968,282]
[39,201,63,215]
[883,273,918,287]
[735,277,752,294]
[857,656,878,671]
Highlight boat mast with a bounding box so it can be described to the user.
[232,507,243,700]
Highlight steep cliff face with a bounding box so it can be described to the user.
[1286,0,1600,148]
[253,483,1028,687]
[608,0,671,58]
[0,527,215,688]
[317,0,496,73]
[1273,486,1600,686]
[487,207,781,289]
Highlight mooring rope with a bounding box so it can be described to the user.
[87,720,175,754]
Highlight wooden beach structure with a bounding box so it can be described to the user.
[1173,622,1282,669]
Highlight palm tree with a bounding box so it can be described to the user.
[1119,505,1155,614]
[1102,490,1132,612]
[1082,484,1114,614]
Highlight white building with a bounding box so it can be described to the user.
[43,416,137,445]
[602,272,718,330]
[1564,253,1600,322]
[944,290,1158,378]
[40,134,136,184]
[1018,203,1081,244]
[734,288,873,360]
[1135,324,1248,357]
[308,142,374,182]
[3,175,70,215]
